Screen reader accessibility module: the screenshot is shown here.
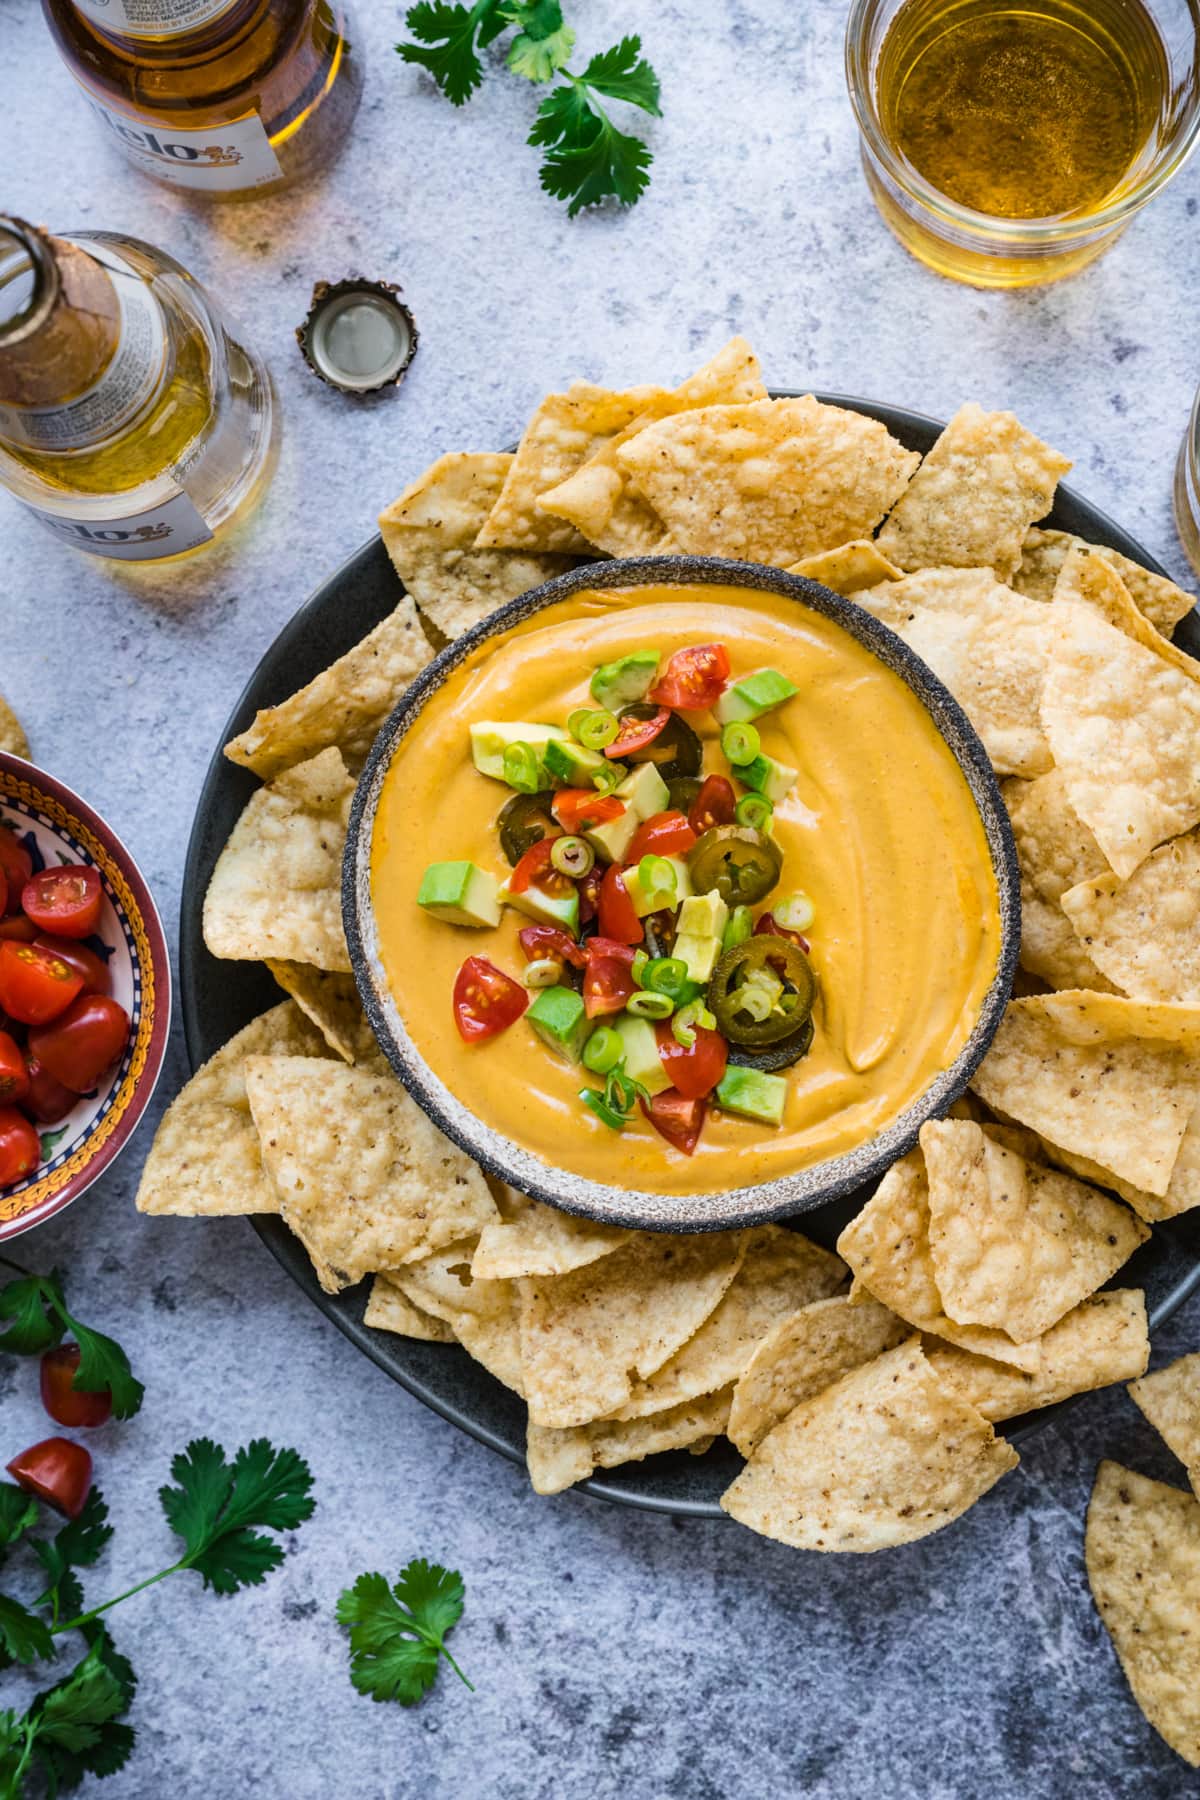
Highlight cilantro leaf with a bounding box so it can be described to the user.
[0,1483,38,1558]
[34,1490,112,1623]
[529,38,658,216]
[159,1439,315,1595]
[27,1632,134,1789]
[398,0,507,106]
[68,1321,143,1422]
[0,1593,55,1666]
[576,35,661,114]
[0,1272,63,1357]
[501,0,574,81]
[337,1560,472,1707]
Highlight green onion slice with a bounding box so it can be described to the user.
[638,854,677,902]
[579,1087,626,1131]
[735,792,773,831]
[774,891,815,932]
[550,835,595,878]
[643,956,690,1000]
[582,1027,624,1075]
[567,708,593,742]
[523,957,563,989]
[502,741,543,794]
[671,999,717,1048]
[627,991,674,1021]
[592,762,625,794]
[578,710,619,751]
[721,720,761,766]
[722,904,754,951]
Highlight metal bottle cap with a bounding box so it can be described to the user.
[296,277,418,395]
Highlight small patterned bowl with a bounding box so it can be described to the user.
[0,752,171,1241]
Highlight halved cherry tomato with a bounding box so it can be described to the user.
[640,1088,707,1156]
[22,866,103,940]
[24,1055,77,1125]
[627,810,698,862]
[604,706,672,761]
[578,866,602,926]
[508,838,575,899]
[551,790,624,834]
[518,924,586,968]
[0,915,38,944]
[28,995,130,1093]
[688,775,737,835]
[0,942,84,1026]
[755,912,811,952]
[597,863,643,945]
[0,1030,30,1104]
[33,937,110,995]
[452,957,528,1044]
[583,938,637,1018]
[6,1437,92,1519]
[0,826,33,906]
[649,644,730,711]
[0,1105,39,1183]
[40,1343,112,1429]
[655,1020,728,1099]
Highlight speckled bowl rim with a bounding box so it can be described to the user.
[344,556,1020,1231]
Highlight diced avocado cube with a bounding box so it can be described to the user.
[673,932,722,984]
[527,986,590,1062]
[543,738,608,783]
[416,861,502,928]
[714,668,800,725]
[677,891,729,942]
[498,877,581,934]
[585,805,639,865]
[614,1013,671,1096]
[616,761,670,821]
[741,752,797,806]
[622,855,693,918]
[590,650,660,711]
[715,1065,788,1125]
[470,720,567,781]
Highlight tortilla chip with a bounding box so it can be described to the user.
[970,993,1200,1198]
[835,1148,1041,1369]
[920,1119,1147,1342]
[1086,1461,1200,1768]
[1001,769,1110,904]
[1061,830,1200,1004]
[264,962,376,1063]
[390,1240,524,1392]
[135,1001,332,1217]
[0,694,29,759]
[470,1191,631,1280]
[728,1293,908,1458]
[518,1231,746,1429]
[1129,1354,1200,1498]
[857,568,1054,777]
[876,404,1071,580]
[1018,888,1113,992]
[379,452,576,639]
[223,596,431,781]
[244,1057,496,1292]
[925,1289,1150,1421]
[1014,526,1195,635]
[527,1387,733,1496]
[788,541,904,594]
[202,746,353,973]
[612,396,919,567]
[612,1225,846,1421]
[1040,602,1200,880]
[363,1275,455,1343]
[721,1337,1018,1551]
[1033,1097,1200,1224]
[536,337,767,558]
[1053,544,1200,687]
[476,384,666,554]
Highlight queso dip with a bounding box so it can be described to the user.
[370,583,1002,1196]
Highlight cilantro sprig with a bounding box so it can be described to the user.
[398,0,661,214]
[337,1560,472,1706]
[0,1263,143,1420]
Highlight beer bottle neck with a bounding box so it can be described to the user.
[0,221,119,409]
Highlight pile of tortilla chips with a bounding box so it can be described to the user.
[138,337,1200,1571]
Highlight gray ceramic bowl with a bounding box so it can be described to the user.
[344,556,1021,1232]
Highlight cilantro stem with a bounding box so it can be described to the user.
[438,1645,475,1692]
[4,1720,37,1798]
[52,1557,188,1634]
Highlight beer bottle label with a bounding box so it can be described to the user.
[81,96,283,190]
[73,0,238,39]
[25,490,214,560]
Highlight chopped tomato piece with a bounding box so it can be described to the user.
[0,1105,39,1184]
[0,826,33,905]
[605,707,672,761]
[452,956,529,1044]
[0,1030,29,1105]
[578,866,602,926]
[639,1088,707,1156]
[28,995,130,1093]
[508,837,575,898]
[24,1055,77,1125]
[583,938,637,1018]
[649,644,730,711]
[33,937,110,995]
[518,924,586,968]
[597,863,643,945]
[551,790,624,834]
[688,775,737,834]
[755,912,810,952]
[0,915,39,944]
[627,811,698,861]
[22,866,103,940]
[655,1020,728,1099]
[40,1343,112,1429]
[6,1438,92,1519]
[0,942,84,1026]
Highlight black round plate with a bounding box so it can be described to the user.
[181,393,1200,1516]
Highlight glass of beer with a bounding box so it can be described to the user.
[846,0,1200,287]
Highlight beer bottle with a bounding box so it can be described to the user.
[40,0,362,196]
[0,216,275,561]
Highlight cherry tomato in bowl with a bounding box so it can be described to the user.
[6,1437,93,1518]
[22,866,103,940]
[23,1055,78,1125]
[452,957,528,1043]
[28,995,130,1094]
[640,1089,707,1155]
[33,937,110,995]
[0,825,32,905]
[0,915,39,944]
[0,1031,30,1105]
[0,1106,40,1183]
[0,941,84,1026]
[649,644,731,711]
[40,1343,112,1428]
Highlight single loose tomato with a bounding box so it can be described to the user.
[40,1343,112,1429]
[453,957,528,1044]
[0,1105,39,1184]
[627,811,697,861]
[688,775,737,834]
[655,1020,728,1099]
[649,644,730,711]
[23,1055,77,1125]
[28,995,130,1093]
[518,924,586,968]
[6,1437,92,1519]
[22,866,103,940]
[0,915,39,944]
[583,937,637,1018]
[755,912,810,952]
[597,863,643,946]
[508,838,575,899]
[0,942,84,1026]
[605,707,672,761]
[0,1031,30,1104]
[0,826,33,904]
[639,1088,707,1156]
[551,790,624,834]
[33,937,110,995]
